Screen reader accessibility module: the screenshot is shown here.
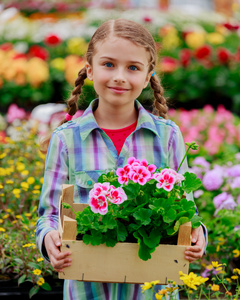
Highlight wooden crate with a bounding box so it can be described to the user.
[58,184,191,284]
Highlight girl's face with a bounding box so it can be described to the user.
[86,36,152,111]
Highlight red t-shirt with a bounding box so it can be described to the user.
[101,120,137,155]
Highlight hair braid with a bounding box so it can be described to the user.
[150,74,168,119]
[40,67,87,154]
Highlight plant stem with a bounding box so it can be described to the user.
[177,146,190,173]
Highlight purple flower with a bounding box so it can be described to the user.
[237,195,240,204]
[227,165,240,177]
[193,157,210,169]
[214,194,237,215]
[203,169,223,191]
[194,190,204,198]
[230,177,240,189]
[213,192,228,209]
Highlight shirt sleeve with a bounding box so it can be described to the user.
[36,131,69,260]
[168,125,208,250]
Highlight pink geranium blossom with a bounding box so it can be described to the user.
[108,186,127,204]
[154,169,177,191]
[89,194,108,215]
[116,165,131,185]
[129,165,151,186]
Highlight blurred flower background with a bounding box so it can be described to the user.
[1,0,240,298]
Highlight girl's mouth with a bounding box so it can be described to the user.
[109,87,129,94]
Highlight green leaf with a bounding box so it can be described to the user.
[14,258,24,265]
[117,222,128,242]
[82,231,102,246]
[133,208,152,225]
[29,286,40,299]
[163,208,177,223]
[191,215,202,228]
[123,183,139,200]
[183,172,202,194]
[138,228,161,249]
[41,282,52,291]
[18,274,26,286]
[101,214,117,230]
[27,262,39,269]
[138,241,152,261]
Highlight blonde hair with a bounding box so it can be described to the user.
[40,18,168,153]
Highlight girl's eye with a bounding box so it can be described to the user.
[129,65,138,71]
[105,62,113,68]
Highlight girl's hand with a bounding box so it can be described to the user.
[44,230,72,272]
[184,226,205,263]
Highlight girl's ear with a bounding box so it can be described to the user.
[85,62,93,81]
[143,72,152,88]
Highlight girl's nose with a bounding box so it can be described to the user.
[113,69,126,83]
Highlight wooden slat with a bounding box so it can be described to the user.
[62,216,77,241]
[59,241,189,284]
[177,222,192,246]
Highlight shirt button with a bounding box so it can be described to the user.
[87,180,92,185]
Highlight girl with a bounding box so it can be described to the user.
[36,19,206,299]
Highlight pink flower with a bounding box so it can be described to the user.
[89,194,108,215]
[89,182,110,198]
[7,104,27,123]
[154,169,177,191]
[130,166,151,186]
[108,186,127,204]
[116,165,131,185]
[203,169,223,191]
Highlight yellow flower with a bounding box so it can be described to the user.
[206,32,225,45]
[6,208,12,213]
[16,162,25,171]
[37,277,45,286]
[12,189,21,195]
[67,37,88,56]
[141,282,152,292]
[151,280,160,285]
[34,185,41,190]
[40,177,44,184]
[24,213,31,217]
[50,58,65,71]
[6,180,13,184]
[27,177,35,184]
[3,214,9,219]
[179,271,208,290]
[155,293,163,300]
[0,219,3,223]
[216,245,220,252]
[0,227,6,232]
[231,275,239,280]
[21,182,29,190]
[7,160,14,165]
[233,249,240,258]
[37,257,44,262]
[0,153,7,159]
[33,269,42,276]
[211,261,222,268]
[0,184,3,189]
[233,268,240,275]
[27,57,49,87]
[32,206,38,213]
[211,284,220,292]
[185,32,206,49]
[16,215,23,219]
[33,190,40,194]
[21,170,29,176]
[226,278,232,283]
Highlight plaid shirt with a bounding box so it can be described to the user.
[36,99,206,300]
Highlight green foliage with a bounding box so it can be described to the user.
[71,166,202,261]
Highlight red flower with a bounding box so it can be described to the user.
[13,53,28,60]
[44,34,62,46]
[179,49,191,67]
[217,47,231,64]
[160,57,178,73]
[195,45,212,60]
[0,42,13,51]
[0,131,6,144]
[28,45,49,61]
[223,22,240,31]
[143,16,152,23]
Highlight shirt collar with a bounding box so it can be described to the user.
[78,99,160,141]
